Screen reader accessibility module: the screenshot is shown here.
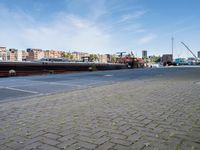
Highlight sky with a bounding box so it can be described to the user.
[0,0,200,58]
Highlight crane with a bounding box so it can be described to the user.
[180,42,198,62]
[116,52,126,57]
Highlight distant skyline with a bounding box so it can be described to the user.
[0,0,199,58]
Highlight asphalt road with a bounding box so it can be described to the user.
[0,66,199,102]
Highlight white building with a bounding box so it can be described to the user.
[17,50,22,61]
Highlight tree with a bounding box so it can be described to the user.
[64,52,74,60]
[111,55,117,63]
[89,54,99,62]
[149,55,161,63]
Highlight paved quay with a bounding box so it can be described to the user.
[0,67,200,150]
[0,67,199,103]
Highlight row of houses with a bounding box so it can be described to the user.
[0,47,109,63]
[0,47,22,61]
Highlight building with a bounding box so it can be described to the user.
[98,54,108,63]
[198,51,200,58]
[17,50,22,61]
[26,48,44,61]
[22,50,28,61]
[175,58,187,65]
[26,48,35,61]
[142,50,147,59]
[106,54,112,63]
[8,49,18,61]
[0,47,7,61]
[7,49,23,61]
[188,57,196,65]
[162,54,173,66]
[72,52,89,61]
[44,50,63,58]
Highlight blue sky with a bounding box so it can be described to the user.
[0,0,200,57]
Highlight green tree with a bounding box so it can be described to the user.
[149,55,161,63]
[64,52,74,60]
[111,55,117,63]
[89,54,99,62]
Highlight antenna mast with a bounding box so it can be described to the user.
[171,36,174,60]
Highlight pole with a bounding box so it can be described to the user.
[171,36,174,60]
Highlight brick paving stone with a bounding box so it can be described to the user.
[5,141,24,150]
[22,142,42,150]
[42,133,61,140]
[24,136,42,145]
[38,144,60,150]
[63,143,82,150]
[39,137,60,146]
[0,139,9,145]
[92,131,107,138]
[77,141,97,149]
[108,133,127,140]
[59,130,77,136]
[56,139,77,149]
[0,68,200,149]
[57,134,77,142]
[131,140,146,150]
[118,124,132,132]
[180,140,200,150]
[94,136,110,145]
[127,133,141,142]
[167,137,183,150]
[135,115,146,121]
[96,142,115,150]
[141,119,153,126]
[26,131,46,139]
[75,135,95,144]
[110,138,132,146]
[0,145,14,150]
[122,128,137,136]
[113,144,131,150]
[76,131,93,137]
[0,134,6,140]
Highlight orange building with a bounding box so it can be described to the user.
[26,48,44,61]
[44,50,64,58]
[8,49,17,61]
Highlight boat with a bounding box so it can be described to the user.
[0,61,128,77]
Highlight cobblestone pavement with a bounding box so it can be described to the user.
[0,69,200,150]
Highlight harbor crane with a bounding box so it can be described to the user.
[116,52,126,57]
[180,42,198,63]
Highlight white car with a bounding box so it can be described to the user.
[151,63,162,68]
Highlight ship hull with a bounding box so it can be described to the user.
[0,61,128,77]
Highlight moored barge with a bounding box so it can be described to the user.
[0,61,128,77]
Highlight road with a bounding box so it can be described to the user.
[0,66,199,102]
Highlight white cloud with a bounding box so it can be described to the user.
[0,6,112,53]
[138,33,157,45]
[120,10,147,22]
[122,24,145,33]
[0,2,151,54]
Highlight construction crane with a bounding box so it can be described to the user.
[116,52,126,57]
[181,42,198,62]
